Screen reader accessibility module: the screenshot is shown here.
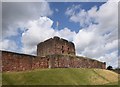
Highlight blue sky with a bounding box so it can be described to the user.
[1,0,118,68]
[49,2,105,32]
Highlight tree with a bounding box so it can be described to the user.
[107,66,113,70]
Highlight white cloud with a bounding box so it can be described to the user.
[22,17,55,54]
[2,1,53,53]
[22,17,76,54]
[65,4,81,16]
[2,1,53,38]
[0,39,18,51]
[96,1,118,36]
[105,40,118,51]
[55,28,76,41]
[66,5,97,27]
[73,25,105,58]
[66,0,118,68]
[74,26,97,50]
[99,51,118,68]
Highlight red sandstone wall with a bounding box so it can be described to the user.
[2,51,106,72]
[2,51,34,71]
[2,51,49,71]
[47,55,106,69]
[32,57,49,69]
[37,37,75,57]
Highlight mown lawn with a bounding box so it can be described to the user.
[2,68,118,85]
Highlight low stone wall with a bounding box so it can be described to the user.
[2,51,50,71]
[1,51,106,72]
[47,55,106,69]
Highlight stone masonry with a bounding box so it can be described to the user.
[37,36,75,57]
[1,36,106,72]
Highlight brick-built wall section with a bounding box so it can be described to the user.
[37,36,75,57]
[2,51,106,72]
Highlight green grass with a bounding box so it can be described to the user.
[2,68,118,85]
[0,73,2,86]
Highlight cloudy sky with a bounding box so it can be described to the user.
[1,0,119,68]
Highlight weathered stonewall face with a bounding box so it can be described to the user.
[1,36,106,72]
[37,36,75,57]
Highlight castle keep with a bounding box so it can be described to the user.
[1,36,106,72]
[37,36,75,57]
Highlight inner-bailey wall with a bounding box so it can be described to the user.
[2,51,106,72]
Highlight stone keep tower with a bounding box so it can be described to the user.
[37,36,75,57]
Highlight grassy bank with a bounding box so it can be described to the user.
[2,68,118,85]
